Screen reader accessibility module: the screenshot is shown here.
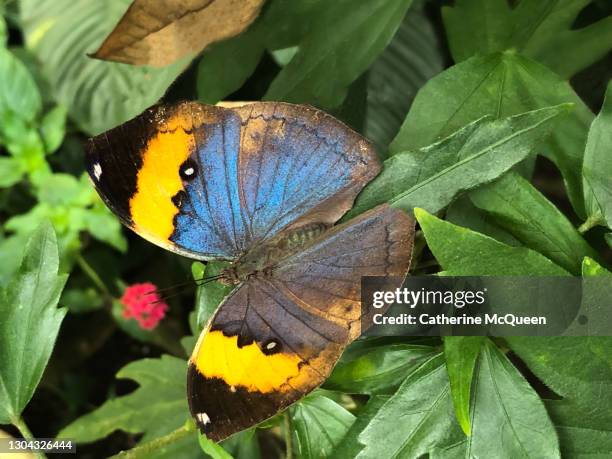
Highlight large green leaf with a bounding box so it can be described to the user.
[290,394,355,459]
[58,355,195,445]
[0,222,67,423]
[391,52,593,217]
[349,105,568,217]
[19,0,186,135]
[415,208,569,276]
[507,258,612,457]
[464,341,560,458]
[442,0,612,78]
[325,343,437,395]
[583,81,612,231]
[470,172,597,274]
[356,353,458,458]
[264,0,414,108]
[443,336,485,436]
[364,0,444,152]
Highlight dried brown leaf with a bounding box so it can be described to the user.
[91,0,265,67]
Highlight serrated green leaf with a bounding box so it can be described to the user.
[464,341,560,458]
[325,343,437,395]
[19,0,186,135]
[350,105,567,217]
[58,355,194,445]
[415,208,569,276]
[264,0,414,108]
[291,394,355,459]
[331,396,389,458]
[364,0,444,152]
[0,222,67,423]
[392,52,593,217]
[583,81,612,231]
[356,353,458,458]
[442,0,612,78]
[470,172,597,274]
[507,258,612,457]
[443,336,484,436]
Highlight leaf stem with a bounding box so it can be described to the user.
[284,412,293,459]
[578,214,604,234]
[76,253,110,295]
[109,420,196,459]
[12,416,47,459]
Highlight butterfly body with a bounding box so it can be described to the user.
[86,101,415,441]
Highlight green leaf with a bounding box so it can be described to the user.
[364,0,444,152]
[264,0,414,108]
[442,0,612,78]
[0,47,41,123]
[325,343,437,395]
[415,208,569,275]
[351,105,568,217]
[291,394,355,459]
[0,222,67,423]
[332,396,389,458]
[195,261,233,329]
[197,27,265,104]
[470,172,597,274]
[199,434,234,459]
[0,16,6,47]
[39,105,67,154]
[443,336,484,436]
[356,353,458,458]
[0,157,25,188]
[507,258,612,457]
[583,81,612,231]
[19,0,186,135]
[464,341,560,458]
[58,355,194,444]
[391,52,593,217]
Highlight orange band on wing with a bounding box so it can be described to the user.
[191,330,307,393]
[130,116,193,242]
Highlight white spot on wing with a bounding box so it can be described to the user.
[266,341,277,350]
[93,163,102,180]
[196,412,211,425]
[184,167,195,176]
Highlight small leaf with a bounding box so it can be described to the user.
[470,172,597,274]
[0,222,68,423]
[325,343,437,395]
[415,208,569,275]
[350,105,568,217]
[196,260,233,329]
[39,105,67,154]
[0,157,25,188]
[92,0,265,67]
[291,394,355,459]
[443,336,484,436]
[0,47,41,123]
[199,433,234,459]
[583,81,612,231]
[58,355,194,445]
[391,52,594,217]
[264,0,414,108]
[356,353,458,458]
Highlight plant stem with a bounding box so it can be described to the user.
[578,215,603,234]
[284,412,293,459]
[12,416,47,459]
[76,253,110,295]
[109,420,196,459]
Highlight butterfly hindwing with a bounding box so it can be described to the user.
[187,205,415,441]
[86,101,379,260]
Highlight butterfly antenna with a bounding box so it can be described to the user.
[150,274,226,305]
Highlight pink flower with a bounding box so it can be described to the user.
[120,282,168,330]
